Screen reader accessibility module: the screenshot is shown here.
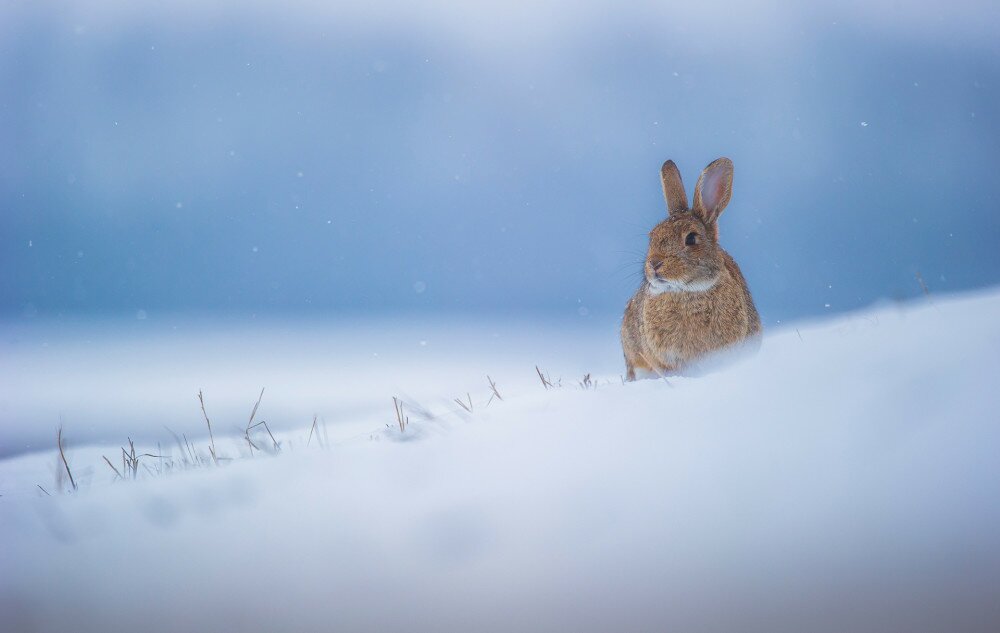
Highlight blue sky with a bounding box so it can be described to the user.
[2,0,998,324]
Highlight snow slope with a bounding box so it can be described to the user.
[2,291,1000,632]
[0,314,621,457]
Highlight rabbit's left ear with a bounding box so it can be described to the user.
[692,158,734,228]
[660,160,689,216]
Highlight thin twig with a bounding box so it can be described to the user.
[37,484,51,496]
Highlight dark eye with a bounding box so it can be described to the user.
[685,232,698,246]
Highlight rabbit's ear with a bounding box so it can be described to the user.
[692,157,734,227]
[660,160,688,216]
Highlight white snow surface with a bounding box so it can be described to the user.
[2,292,1000,632]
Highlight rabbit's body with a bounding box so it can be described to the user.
[622,157,760,380]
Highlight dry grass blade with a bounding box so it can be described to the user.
[264,421,280,451]
[248,387,265,427]
[249,420,280,452]
[486,375,503,405]
[535,365,559,389]
[182,433,198,464]
[103,455,123,480]
[307,414,318,447]
[393,397,408,432]
[198,390,219,464]
[244,433,260,452]
[165,427,192,468]
[36,484,51,496]
[130,438,137,476]
[535,365,550,390]
[454,393,473,413]
[122,440,137,479]
[244,387,266,455]
[116,438,166,479]
[57,426,77,492]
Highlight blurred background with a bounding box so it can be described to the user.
[2,0,998,326]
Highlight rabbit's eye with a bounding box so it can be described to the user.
[685,232,698,246]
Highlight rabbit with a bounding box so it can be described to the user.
[621,157,760,380]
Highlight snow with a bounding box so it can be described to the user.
[0,315,618,456]
[2,290,1000,632]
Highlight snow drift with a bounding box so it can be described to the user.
[2,290,1000,632]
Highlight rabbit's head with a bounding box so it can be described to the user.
[644,158,734,295]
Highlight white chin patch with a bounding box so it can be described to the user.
[647,276,718,295]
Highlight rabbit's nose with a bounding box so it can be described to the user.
[649,258,663,271]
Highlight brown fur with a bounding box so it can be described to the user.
[621,157,760,380]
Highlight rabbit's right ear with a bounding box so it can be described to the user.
[660,160,688,216]
[692,157,734,227]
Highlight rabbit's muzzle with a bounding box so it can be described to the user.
[645,254,722,294]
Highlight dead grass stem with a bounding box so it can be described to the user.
[307,414,319,447]
[535,365,555,390]
[393,397,408,432]
[486,375,502,406]
[454,392,473,413]
[198,390,219,464]
[57,426,77,492]
[103,455,123,480]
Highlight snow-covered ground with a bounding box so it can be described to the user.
[0,313,622,457]
[2,291,1000,632]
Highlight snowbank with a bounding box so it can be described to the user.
[2,291,1000,632]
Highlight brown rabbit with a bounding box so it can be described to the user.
[621,157,760,380]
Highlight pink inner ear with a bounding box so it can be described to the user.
[700,166,727,212]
